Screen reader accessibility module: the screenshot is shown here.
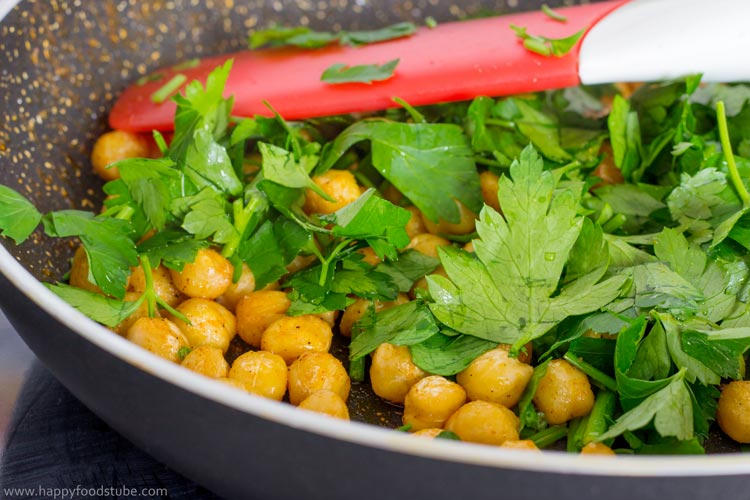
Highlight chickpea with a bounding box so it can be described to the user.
[261,315,333,365]
[404,206,427,239]
[69,246,102,294]
[463,241,474,253]
[479,171,502,212]
[406,233,451,259]
[170,248,233,299]
[129,263,183,307]
[358,247,382,267]
[381,183,404,205]
[286,254,317,274]
[580,442,616,455]
[410,266,448,300]
[303,169,361,215]
[181,345,229,378]
[316,310,338,328]
[533,359,595,425]
[370,343,428,404]
[91,130,153,181]
[444,401,520,446]
[339,294,409,337]
[236,290,291,347]
[421,198,477,236]
[171,298,236,353]
[126,317,189,363]
[298,390,350,420]
[501,440,540,452]
[114,291,151,336]
[717,381,750,443]
[411,428,444,438]
[592,143,624,186]
[456,346,533,408]
[217,263,255,312]
[228,351,288,401]
[288,352,350,405]
[216,377,250,392]
[402,376,466,431]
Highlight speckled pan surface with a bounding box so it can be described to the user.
[2,1,750,499]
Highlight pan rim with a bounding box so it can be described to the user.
[2,0,750,480]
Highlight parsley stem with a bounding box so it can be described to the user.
[716,101,750,207]
[318,238,352,286]
[392,97,426,124]
[582,389,617,445]
[563,352,618,393]
[484,118,515,129]
[139,255,157,318]
[528,425,568,449]
[151,73,187,104]
[222,197,265,259]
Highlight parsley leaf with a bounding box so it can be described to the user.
[112,157,181,230]
[0,185,42,243]
[45,283,142,327]
[510,25,585,57]
[427,145,627,352]
[375,250,440,293]
[409,333,497,376]
[321,59,399,85]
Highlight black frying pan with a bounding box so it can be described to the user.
[1,1,749,499]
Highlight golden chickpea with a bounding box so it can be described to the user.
[171,298,236,353]
[236,290,292,347]
[404,206,427,239]
[129,264,184,307]
[358,247,382,266]
[406,233,451,259]
[126,317,189,363]
[421,199,477,236]
[287,352,350,405]
[303,169,361,215]
[170,248,233,299]
[114,291,151,336]
[91,130,153,181]
[286,254,317,274]
[444,401,520,446]
[370,343,428,404]
[261,315,333,365]
[456,346,533,408]
[411,428,444,438]
[403,376,466,431]
[339,294,409,337]
[229,350,288,401]
[69,246,102,294]
[316,310,339,328]
[410,266,448,300]
[181,345,229,378]
[381,183,404,205]
[580,442,616,455]
[217,263,255,312]
[298,390,350,420]
[501,440,540,452]
[216,377,250,391]
[717,381,750,443]
[463,241,475,253]
[593,142,625,186]
[533,359,595,425]
[479,171,502,212]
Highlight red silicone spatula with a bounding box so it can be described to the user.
[108,0,749,132]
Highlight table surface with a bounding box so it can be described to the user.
[0,313,223,500]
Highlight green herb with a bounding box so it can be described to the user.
[45,283,143,327]
[435,430,461,441]
[0,185,42,244]
[177,346,193,360]
[151,73,188,104]
[249,22,416,49]
[409,333,497,376]
[321,59,400,85]
[541,4,567,22]
[510,24,585,57]
[425,17,438,29]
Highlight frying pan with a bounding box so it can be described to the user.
[1,1,749,499]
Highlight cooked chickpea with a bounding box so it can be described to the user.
[370,343,428,404]
[404,206,427,238]
[339,294,409,337]
[298,390,350,420]
[580,442,616,455]
[217,377,250,391]
[456,346,533,408]
[69,246,102,294]
[479,171,501,212]
[288,352,350,405]
[286,254,317,274]
[411,428,444,438]
[501,440,540,451]
[91,130,153,181]
[302,169,361,214]
[236,290,291,347]
[229,350,288,401]
[316,310,338,328]
[129,263,183,307]
[403,376,466,431]
[463,241,474,253]
[421,198,477,236]
[533,359,595,425]
[717,381,750,443]
[171,298,236,353]
[381,183,404,205]
[444,401,520,446]
[181,345,229,378]
[406,233,451,259]
[170,248,233,299]
[217,263,255,312]
[357,247,381,266]
[261,315,333,365]
[126,317,189,363]
[114,291,150,335]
